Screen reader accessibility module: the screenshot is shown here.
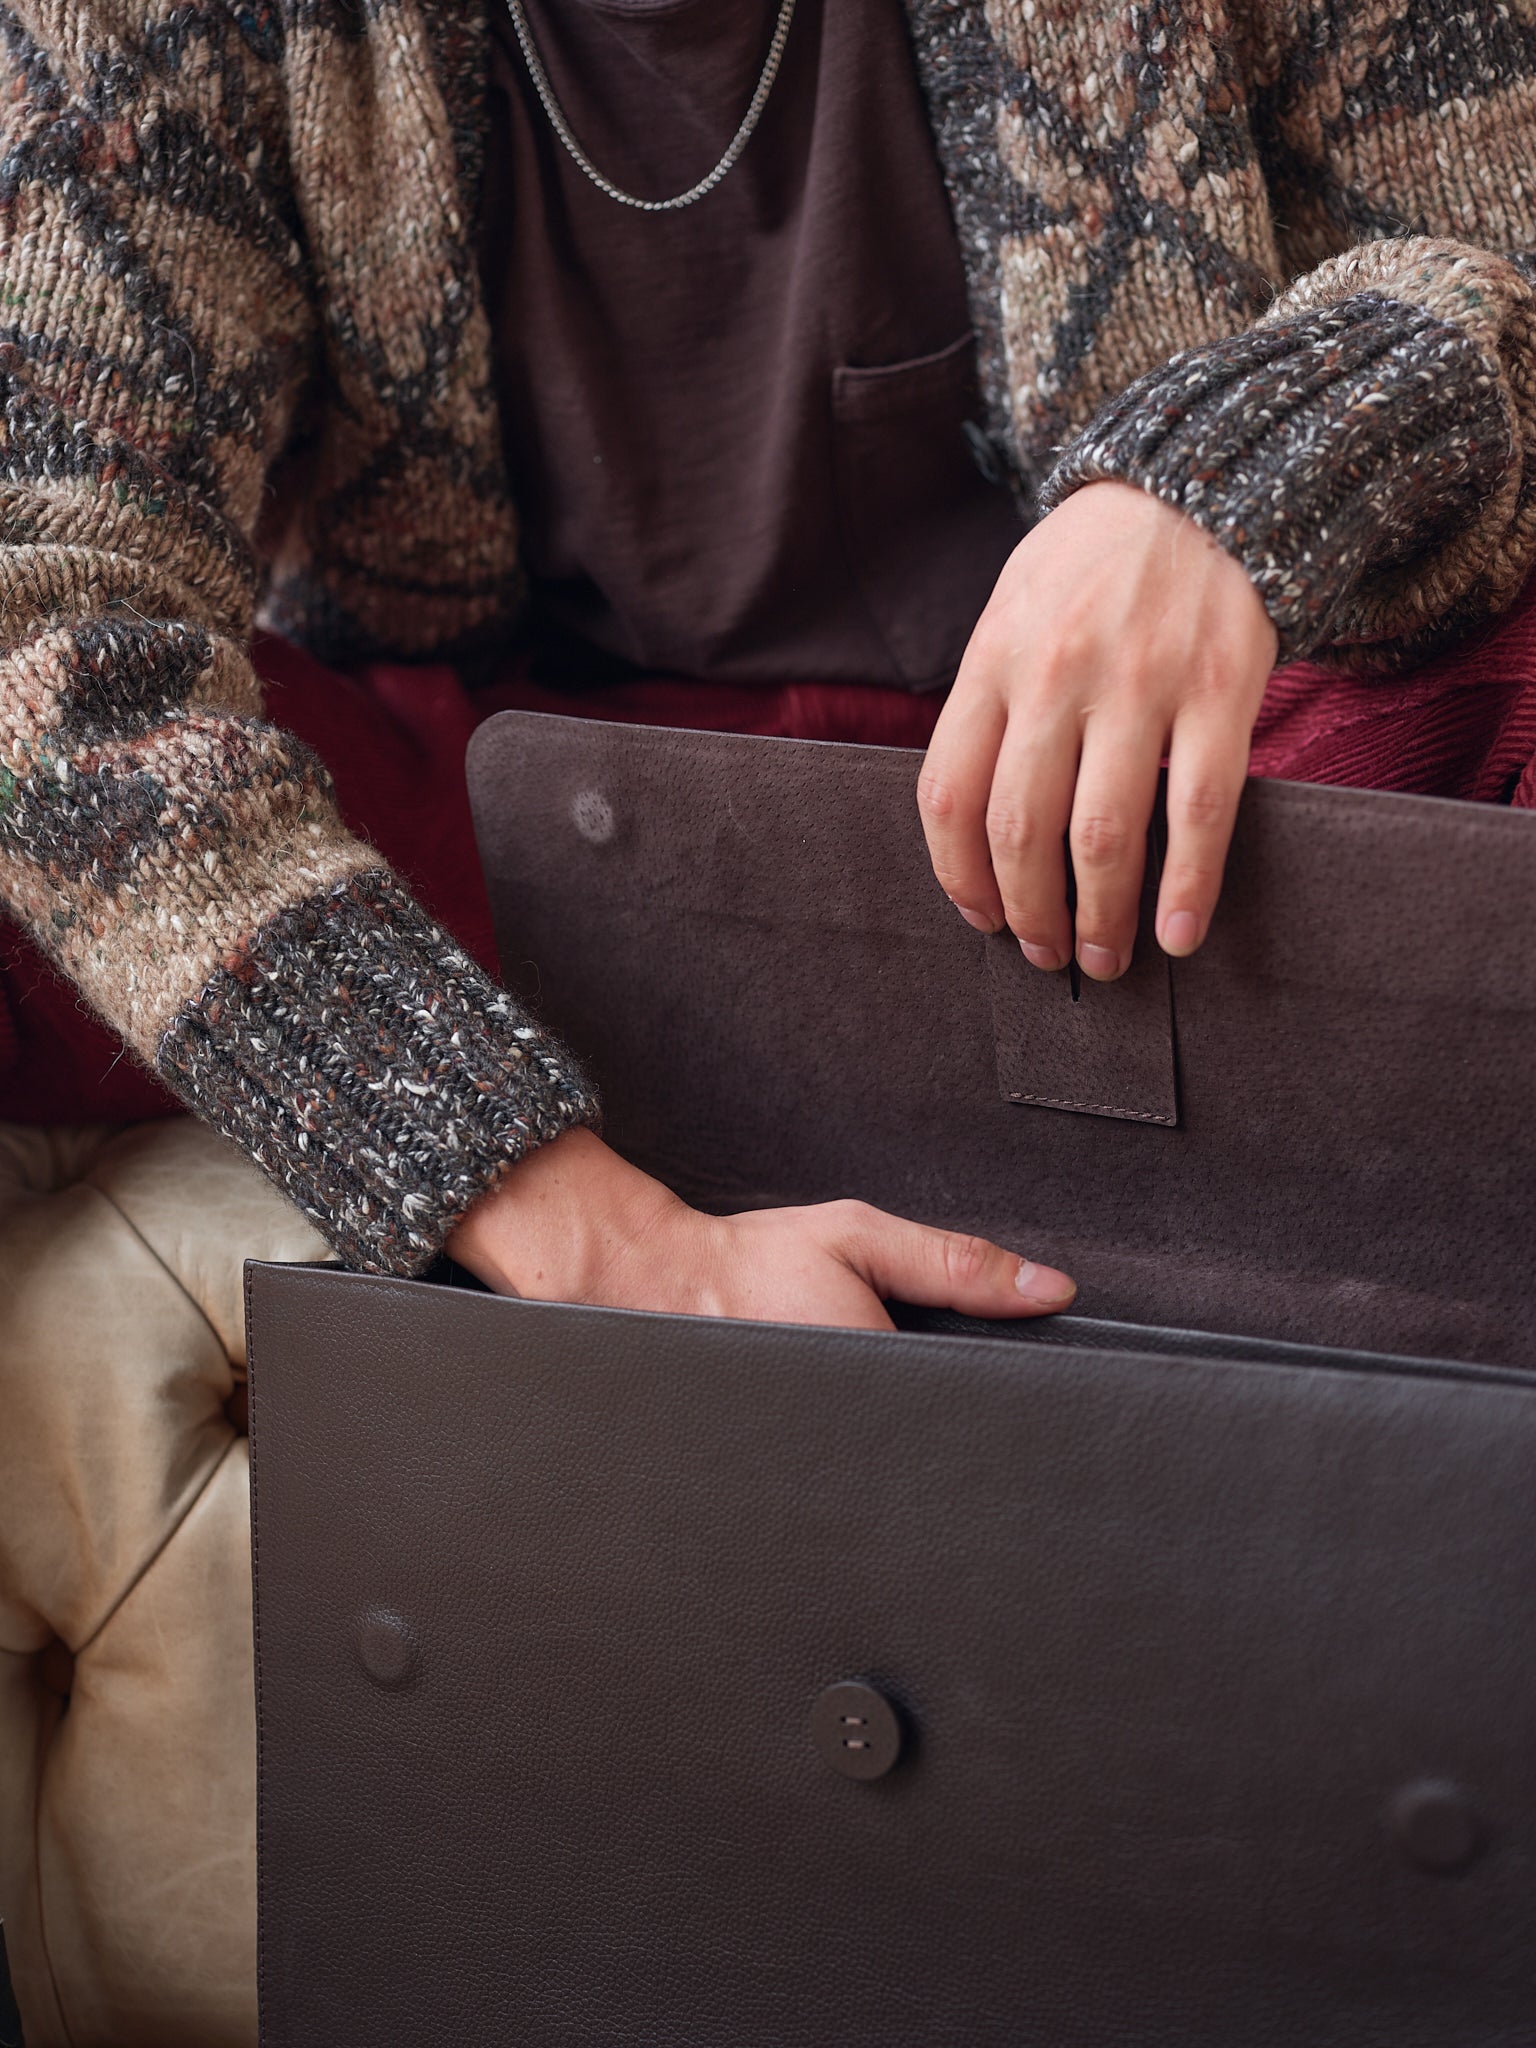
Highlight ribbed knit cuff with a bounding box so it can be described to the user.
[156,870,600,1276]
[1041,292,1512,662]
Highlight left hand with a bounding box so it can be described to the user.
[446,1128,1076,1326]
[918,481,1279,978]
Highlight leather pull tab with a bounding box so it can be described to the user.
[986,855,1177,1126]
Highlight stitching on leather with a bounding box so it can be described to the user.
[1009,1091,1175,1124]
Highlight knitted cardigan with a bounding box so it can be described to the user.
[0,0,1532,1273]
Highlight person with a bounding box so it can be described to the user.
[0,0,1531,1331]
[3,9,1536,2038]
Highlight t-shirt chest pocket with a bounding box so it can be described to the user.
[831,332,1025,692]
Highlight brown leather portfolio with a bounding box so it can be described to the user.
[247,719,1536,2045]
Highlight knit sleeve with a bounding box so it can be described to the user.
[1040,0,1536,669]
[0,0,597,1275]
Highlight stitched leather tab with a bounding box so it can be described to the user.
[986,858,1177,1126]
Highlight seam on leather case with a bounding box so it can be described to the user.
[257,1265,1536,1392]
[1007,1091,1177,1124]
[987,925,1178,1127]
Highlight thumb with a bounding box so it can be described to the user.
[828,1204,1077,1319]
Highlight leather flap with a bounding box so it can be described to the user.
[986,849,1175,1124]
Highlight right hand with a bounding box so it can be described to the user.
[918,481,1277,979]
[446,1129,1077,1331]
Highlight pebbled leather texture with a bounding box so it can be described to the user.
[248,1266,1536,2048]
[468,717,1536,1364]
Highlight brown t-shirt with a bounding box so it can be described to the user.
[480,0,1024,690]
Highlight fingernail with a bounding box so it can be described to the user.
[955,905,996,934]
[1160,909,1201,955]
[1016,1260,1077,1308]
[1020,940,1063,971]
[1078,942,1121,980]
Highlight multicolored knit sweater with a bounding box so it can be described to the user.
[0,0,1532,1273]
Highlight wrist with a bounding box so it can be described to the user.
[445,1128,686,1302]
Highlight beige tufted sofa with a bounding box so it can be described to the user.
[0,1116,330,2048]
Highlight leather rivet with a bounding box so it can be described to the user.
[811,1681,903,1781]
[1389,1780,1482,1873]
[571,789,616,845]
[353,1609,418,1690]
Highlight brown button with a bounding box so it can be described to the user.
[811,1681,903,1781]
[353,1609,418,1690]
[1389,1780,1483,1873]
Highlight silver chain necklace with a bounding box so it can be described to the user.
[503,0,798,212]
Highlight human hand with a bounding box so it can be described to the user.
[918,481,1278,978]
[445,1128,1076,1329]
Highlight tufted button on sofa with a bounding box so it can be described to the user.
[0,1116,330,2048]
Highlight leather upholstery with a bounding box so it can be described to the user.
[0,1118,327,2048]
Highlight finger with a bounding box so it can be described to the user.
[985,715,1077,971]
[917,688,1008,935]
[826,1201,1077,1318]
[1155,710,1250,958]
[1067,717,1163,983]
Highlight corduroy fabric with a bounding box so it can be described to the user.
[0,0,1532,1270]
